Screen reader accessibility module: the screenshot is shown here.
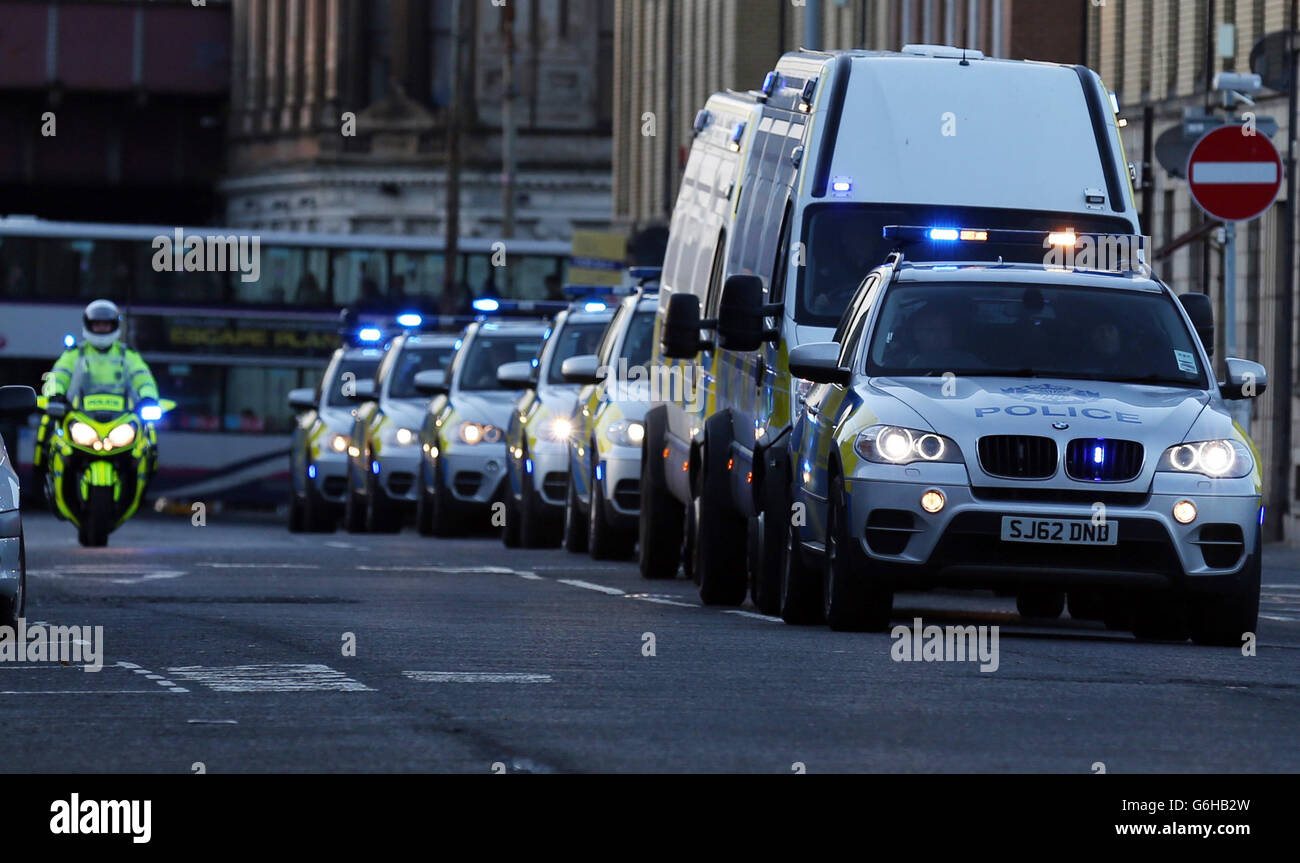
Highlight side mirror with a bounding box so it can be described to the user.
[560,354,604,385]
[349,379,377,402]
[716,274,780,352]
[288,387,317,412]
[1221,357,1267,400]
[788,342,849,386]
[661,293,712,359]
[413,369,448,396]
[1179,292,1215,358]
[0,386,37,414]
[497,360,536,389]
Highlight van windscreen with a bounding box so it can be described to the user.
[796,204,1136,327]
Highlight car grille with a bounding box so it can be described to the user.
[387,472,415,496]
[613,478,641,511]
[541,472,568,503]
[977,435,1057,479]
[452,471,482,497]
[1064,438,1143,482]
[322,476,347,497]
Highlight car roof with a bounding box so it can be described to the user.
[402,333,460,348]
[893,262,1164,293]
[470,319,550,335]
[340,346,387,361]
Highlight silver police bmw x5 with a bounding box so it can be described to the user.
[785,254,1265,646]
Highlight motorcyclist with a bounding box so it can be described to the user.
[33,300,160,495]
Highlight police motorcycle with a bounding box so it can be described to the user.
[38,386,173,547]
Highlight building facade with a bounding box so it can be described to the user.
[1091,0,1297,541]
[222,0,614,242]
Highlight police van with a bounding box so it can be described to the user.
[640,45,1145,611]
[782,234,1264,645]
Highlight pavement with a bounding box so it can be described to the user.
[1,508,1298,773]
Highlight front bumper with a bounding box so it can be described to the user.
[441,446,509,504]
[0,509,22,600]
[310,451,350,504]
[524,444,570,509]
[843,466,1260,591]
[373,449,421,503]
[596,448,642,528]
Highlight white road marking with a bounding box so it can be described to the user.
[166,663,374,692]
[187,719,238,725]
[403,671,552,684]
[627,595,698,608]
[557,579,626,595]
[29,567,187,584]
[516,572,543,580]
[724,609,783,622]
[356,565,519,574]
[115,661,188,693]
[200,563,320,570]
[1260,614,1299,623]
[0,690,184,695]
[325,541,363,550]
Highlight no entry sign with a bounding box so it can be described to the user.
[1186,125,1284,222]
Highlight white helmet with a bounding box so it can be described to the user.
[82,299,122,350]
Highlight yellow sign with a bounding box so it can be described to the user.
[569,230,627,286]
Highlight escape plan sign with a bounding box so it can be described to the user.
[1186,125,1283,222]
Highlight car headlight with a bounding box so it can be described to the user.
[854,425,963,465]
[394,427,417,447]
[70,421,99,447]
[606,419,645,447]
[550,417,573,441]
[330,434,349,453]
[106,423,136,449]
[1158,439,1253,478]
[459,422,502,445]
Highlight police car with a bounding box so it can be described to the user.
[343,331,457,533]
[783,231,1265,645]
[561,286,659,559]
[287,342,386,532]
[499,298,614,548]
[414,320,548,537]
[0,386,36,627]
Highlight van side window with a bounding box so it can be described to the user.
[703,229,727,316]
[769,200,793,305]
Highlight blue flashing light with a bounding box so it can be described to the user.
[583,301,607,313]
[1092,445,1105,465]
[472,298,500,313]
[358,327,383,343]
[1260,506,1267,526]
[308,465,317,480]
[831,177,853,194]
[525,458,534,475]
[396,312,423,328]
[543,328,553,340]
[63,333,76,348]
[453,339,463,351]
[371,460,380,475]
[531,358,539,367]
[139,404,163,422]
[928,228,960,241]
[595,463,604,482]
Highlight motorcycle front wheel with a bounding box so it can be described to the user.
[78,486,115,547]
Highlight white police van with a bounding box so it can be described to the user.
[640,45,1145,612]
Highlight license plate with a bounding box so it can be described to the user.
[1000,516,1117,546]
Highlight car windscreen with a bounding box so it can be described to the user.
[389,346,454,399]
[865,281,1208,389]
[325,358,382,406]
[546,321,609,384]
[797,203,1138,327]
[618,311,656,369]
[457,333,543,391]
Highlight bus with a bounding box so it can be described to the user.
[0,217,571,504]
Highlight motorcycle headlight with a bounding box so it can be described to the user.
[606,419,645,448]
[393,427,417,447]
[1158,439,1253,478]
[106,423,136,449]
[70,421,99,447]
[854,425,963,465]
[330,434,349,453]
[550,417,574,441]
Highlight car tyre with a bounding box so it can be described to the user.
[823,472,892,631]
[364,470,402,533]
[1188,541,1261,647]
[562,468,588,554]
[589,462,634,560]
[343,462,367,533]
[752,446,791,615]
[519,453,559,548]
[0,536,25,629]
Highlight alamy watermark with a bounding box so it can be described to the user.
[151,228,260,283]
[600,359,704,412]
[891,617,999,673]
[0,618,104,671]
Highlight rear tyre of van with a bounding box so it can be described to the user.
[823,471,892,631]
[638,407,684,579]
[693,414,749,606]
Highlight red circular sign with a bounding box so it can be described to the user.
[1186,125,1283,222]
